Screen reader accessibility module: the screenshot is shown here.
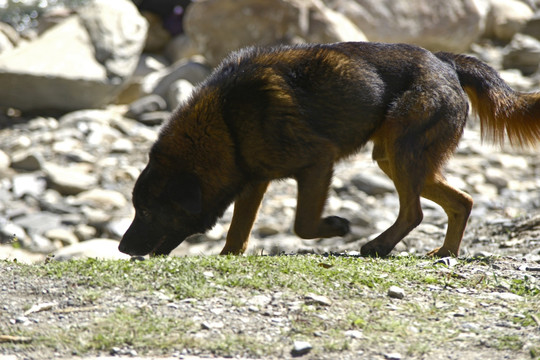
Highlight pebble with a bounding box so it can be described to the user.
[291,340,312,357]
[305,293,332,306]
[387,286,405,299]
[44,163,98,196]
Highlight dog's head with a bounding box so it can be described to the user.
[118,163,204,256]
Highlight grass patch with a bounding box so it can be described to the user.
[1,255,539,358]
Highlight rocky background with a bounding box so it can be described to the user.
[0,0,539,263]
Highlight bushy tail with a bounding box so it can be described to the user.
[436,52,540,148]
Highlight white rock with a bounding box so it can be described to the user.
[326,0,483,52]
[0,0,147,112]
[387,285,405,299]
[53,239,130,261]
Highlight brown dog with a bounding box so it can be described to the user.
[118,42,540,257]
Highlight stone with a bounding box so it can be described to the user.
[503,34,540,75]
[184,0,366,66]
[387,285,405,299]
[74,224,98,242]
[10,152,43,171]
[291,340,312,357]
[0,150,9,171]
[168,79,194,110]
[165,34,199,63]
[484,0,533,42]
[111,138,135,153]
[53,238,130,261]
[142,57,211,98]
[325,0,483,53]
[44,228,78,246]
[13,212,63,236]
[74,189,127,210]
[105,218,133,239]
[138,111,171,126]
[351,173,395,196]
[0,0,147,112]
[126,94,168,120]
[344,330,363,339]
[11,174,47,198]
[44,163,99,196]
[305,293,332,306]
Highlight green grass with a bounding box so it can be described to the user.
[1,255,539,359]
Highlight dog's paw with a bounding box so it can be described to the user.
[426,247,456,258]
[322,216,350,236]
[360,240,391,258]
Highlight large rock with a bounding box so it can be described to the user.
[483,0,533,42]
[184,0,366,66]
[0,0,147,112]
[324,0,484,52]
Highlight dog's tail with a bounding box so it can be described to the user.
[436,52,540,148]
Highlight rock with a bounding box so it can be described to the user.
[10,152,43,171]
[77,0,148,80]
[201,321,225,330]
[0,244,45,264]
[105,218,133,239]
[384,353,403,360]
[484,0,533,42]
[44,228,78,246]
[74,189,127,210]
[0,0,147,112]
[351,173,394,196]
[291,340,312,357]
[13,212,63,237]
[127,94,168,120]
[44,163,99,196]
[344,329,363,339]
[141,11,171,53]
[111,138,135,153]
[138,111,171,126]
[165,34,199,63]
[142,57,211,99]
[325,0,483,52]
[168,79,194,110]
[521,13,540,41]
[74,224,98,242]
[11,174,47,198]
[0,221,27,245]
[53,239,130,261]
[305,293,332,306]
[503,34,540,75]
[0,150,9,171]
[433,257,458,268]
[0,22,19,54]
[184,0,366,66]
[387,285,405,299]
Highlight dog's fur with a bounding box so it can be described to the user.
[118,41,540,257]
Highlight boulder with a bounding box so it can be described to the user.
[0,0,147,112]
[502,34,540,75]
[324,0,484,52]
[184,0,366,66]
[483,0,533,42]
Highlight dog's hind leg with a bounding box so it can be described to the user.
[221,181,269,255]
[421,174,473,257]
[360,142,425,257]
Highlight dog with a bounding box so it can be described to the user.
[118,41,540,258]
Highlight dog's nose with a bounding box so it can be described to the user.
[118,239,129,254]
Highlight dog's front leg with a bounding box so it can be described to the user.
[293,161,350,239]
[220,181,269,255]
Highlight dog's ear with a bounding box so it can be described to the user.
[165,173,202,214]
